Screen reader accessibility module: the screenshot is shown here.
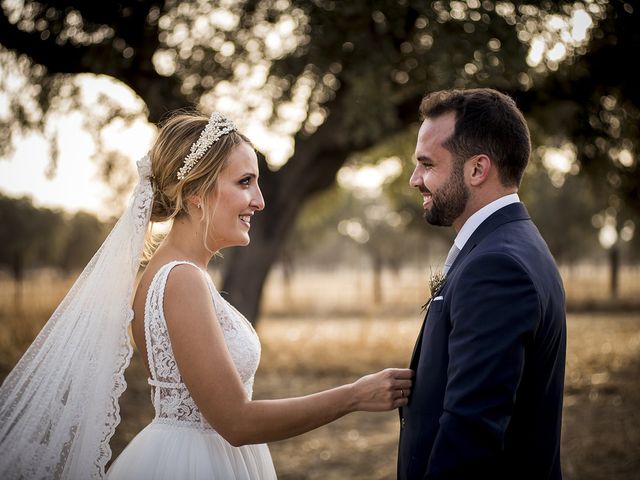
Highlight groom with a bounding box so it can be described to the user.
[398,89,566,479]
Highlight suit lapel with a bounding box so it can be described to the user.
[408,203,531,369]
[401,305,429,420]
[409,309,428,370]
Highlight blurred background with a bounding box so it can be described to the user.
[0,1,638,479]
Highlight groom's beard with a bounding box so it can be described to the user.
[422,165,469,227]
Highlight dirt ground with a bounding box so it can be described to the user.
[106,312,640,479]
[2,267,639,479]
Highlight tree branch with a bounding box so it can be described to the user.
[0,13,96,74]
[0,1,188,121]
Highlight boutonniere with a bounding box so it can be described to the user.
[421,270,446,312]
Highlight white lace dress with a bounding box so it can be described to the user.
[107,261,277,480]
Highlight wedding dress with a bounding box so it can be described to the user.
[106,260,277,480]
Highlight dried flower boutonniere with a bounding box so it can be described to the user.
[421,270,447,312]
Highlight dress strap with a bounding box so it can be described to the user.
[143,260,205,385]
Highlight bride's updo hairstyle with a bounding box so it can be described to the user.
[149,111,250,223]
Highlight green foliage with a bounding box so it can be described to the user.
[3,0,637,223]
[286,185,351,255]
[288,131,611,268]
[520,165,601,263]
[2,1,639,319]
[59,211,109,272]
[0,194,61,279]
[269,0,531,143]
[0,194,107,279]
[525,1,640,220]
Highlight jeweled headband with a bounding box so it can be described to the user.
[176,112,237,180]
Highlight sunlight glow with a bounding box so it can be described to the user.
[0,128,110,215]
[570,9,592,42]
[337,157,403,195]
[210,9,239,30]
[546,42,567,62]
[526,6,595,68]
[620,220,635,242]
[528,38,545,66]
[0,74,153,219]
[598,220,618,249]
[338,219,370,244]
[617,149,635,168]
[541,145,578,188]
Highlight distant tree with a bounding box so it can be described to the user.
[337,196,413,305]
[0,194,109,310]
[58,211,109,272]
[520,165,601,264]
[281,133,455,305]
[520,1,640,296]
[523,1,640,219]
[0,194,65,309]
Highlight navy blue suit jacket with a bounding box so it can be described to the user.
[398,203,566,480]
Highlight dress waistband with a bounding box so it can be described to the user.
[148,378,186,389]
[150,417,217,432]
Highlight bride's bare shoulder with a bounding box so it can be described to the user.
[130,256,207,363]
[134,257,206,308]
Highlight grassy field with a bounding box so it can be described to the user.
[1,267,639,479]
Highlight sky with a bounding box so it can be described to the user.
[0,75,155,219]
[0,116,154,218]
[0,74,292,219]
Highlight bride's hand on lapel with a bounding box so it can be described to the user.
[350,368,414,411]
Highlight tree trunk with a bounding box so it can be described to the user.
[12,251,24,315]
[221,105,353,323]
[370,250,383,307]
[221,152,350,322]
[609,243,620,299]
[280,250,294,307]
[220,92,425,324]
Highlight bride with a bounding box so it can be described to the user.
[0,111,412,479]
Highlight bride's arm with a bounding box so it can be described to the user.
[163,264,413,447]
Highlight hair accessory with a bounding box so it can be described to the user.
[177,112,237,180]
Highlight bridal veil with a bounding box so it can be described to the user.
[0,155,153,479]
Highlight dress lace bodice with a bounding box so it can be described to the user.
[143,261,261,431]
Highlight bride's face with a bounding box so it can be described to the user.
[205,142,264,251]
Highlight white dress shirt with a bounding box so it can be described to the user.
[453,193,520,252]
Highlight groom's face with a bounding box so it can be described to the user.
[410,112,469,227]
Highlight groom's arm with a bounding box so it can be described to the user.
[425,252,539,479]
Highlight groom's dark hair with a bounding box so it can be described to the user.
[419,88,531,187]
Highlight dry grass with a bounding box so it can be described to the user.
[254,314,640,480]
[260,265,640,316]
[0,268,639,479]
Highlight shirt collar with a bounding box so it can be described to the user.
[454,193,520,251]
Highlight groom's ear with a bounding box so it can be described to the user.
[467,154,492,186]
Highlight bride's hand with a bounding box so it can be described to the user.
[350,368,414,411]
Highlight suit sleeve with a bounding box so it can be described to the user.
[425,252,540,479]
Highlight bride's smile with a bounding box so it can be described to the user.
[206,142,264,251]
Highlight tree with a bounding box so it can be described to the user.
[519,164,602,264]
[59,211,110,272]
[516,0,640,296]
[0,194,65,309]
[2,1,638,322]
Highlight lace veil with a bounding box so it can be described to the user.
[0,155,153,479]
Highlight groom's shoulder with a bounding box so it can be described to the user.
[469,223,554,276]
